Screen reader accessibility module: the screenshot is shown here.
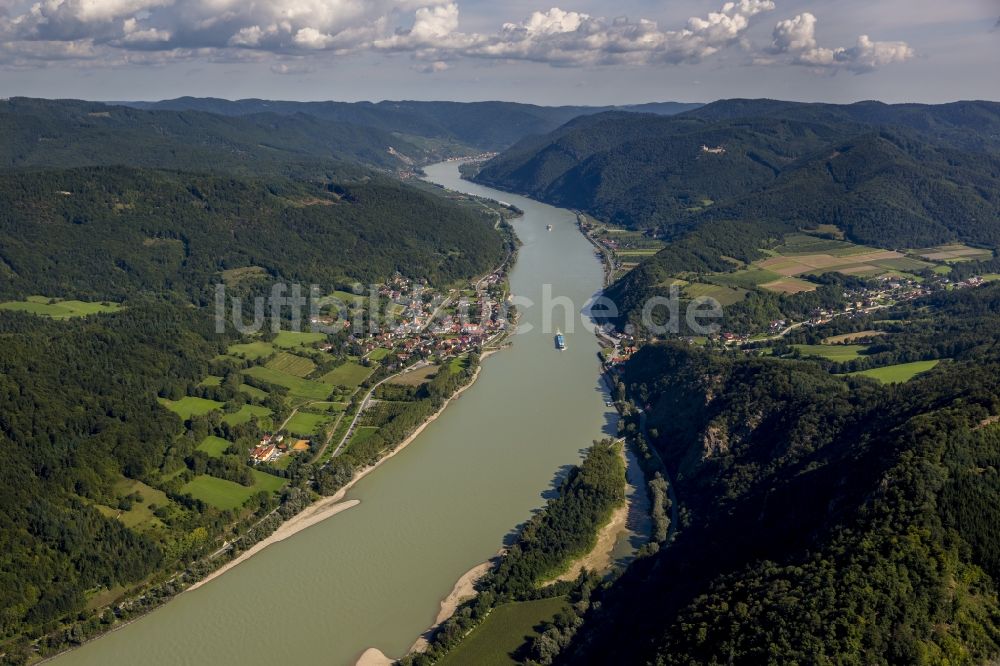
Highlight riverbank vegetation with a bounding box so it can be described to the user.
[402,440,626,666]
[542,283,1000,664]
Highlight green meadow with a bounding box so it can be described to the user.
[196,436,232,457]
[181,470,286,511]
[226,341,276,360]
[285,411,333,436]
[273,330,327,349]
[244,366,334,400]
[159,396,224,420]
[222,404,272,426]
[367,347,392,361]
[93,479,170,531]
[0,296,122,319]
[850,360,941,384]
[436,597,569,666]
[239,383,269,400]
[794,344,869,362]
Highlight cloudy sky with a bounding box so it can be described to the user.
[0,0,996,104]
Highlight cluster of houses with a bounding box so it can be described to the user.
[716,273,992,345]
[249,434,311,465]
[337,272,510,366]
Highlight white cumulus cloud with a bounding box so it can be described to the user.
[770,12,913,73]
[456,1,776,66]
[0,0,915,75]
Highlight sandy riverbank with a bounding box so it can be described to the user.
[188,360,489,594]
[187,499,360,592]
[542,444,643,585]
[406,559,495,654]
[545,502,628,585]
[355,648,394,666]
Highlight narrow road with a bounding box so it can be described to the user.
[330,360,430,458]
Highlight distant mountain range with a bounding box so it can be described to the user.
[119,98,702,152]
[0,97,700,178]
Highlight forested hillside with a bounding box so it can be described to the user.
[0,96,518,656]
[0,166,504,302]
[561,283,1000,664]
[476,99,1000,335]
[123,98,702,152]
[0,303,226,641]
[0,98,441,176]
[475,99,1000,239]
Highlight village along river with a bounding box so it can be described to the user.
[53,161,627,665]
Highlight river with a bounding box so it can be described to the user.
[53,161,622,666]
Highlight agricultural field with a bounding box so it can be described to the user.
[244,366,334,400]
[198,375,223,387]
[311,401,348,412]
[912,244,993,262]
[266,351,317,378]
[698,232,938,296]
[794,344,869,361]
[285,411,333,436]
[196,436,232,457]
[436,597,569,666]
[226,341,276,360]
[388,364,439,386]
[681,281,748,306]
[869,256,935,272]
[617,249,661,259]
[708,267,782,290]
[0,296,122,318]
[773,233,870,256]
[222,404,272,427]
[824,330,886,344]
[159,396,224,420]
[759,249,907,277]
[181,470,286,511]
[849,360,941,383]
[273,330,327,349]
[759,277,818,294]
[319,361,374,387]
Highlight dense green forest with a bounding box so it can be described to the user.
[556,283,1000,664]
[0,98,440,175]
[0,166,504,302]
[475,100,1000,240]
[0,303,225,640]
